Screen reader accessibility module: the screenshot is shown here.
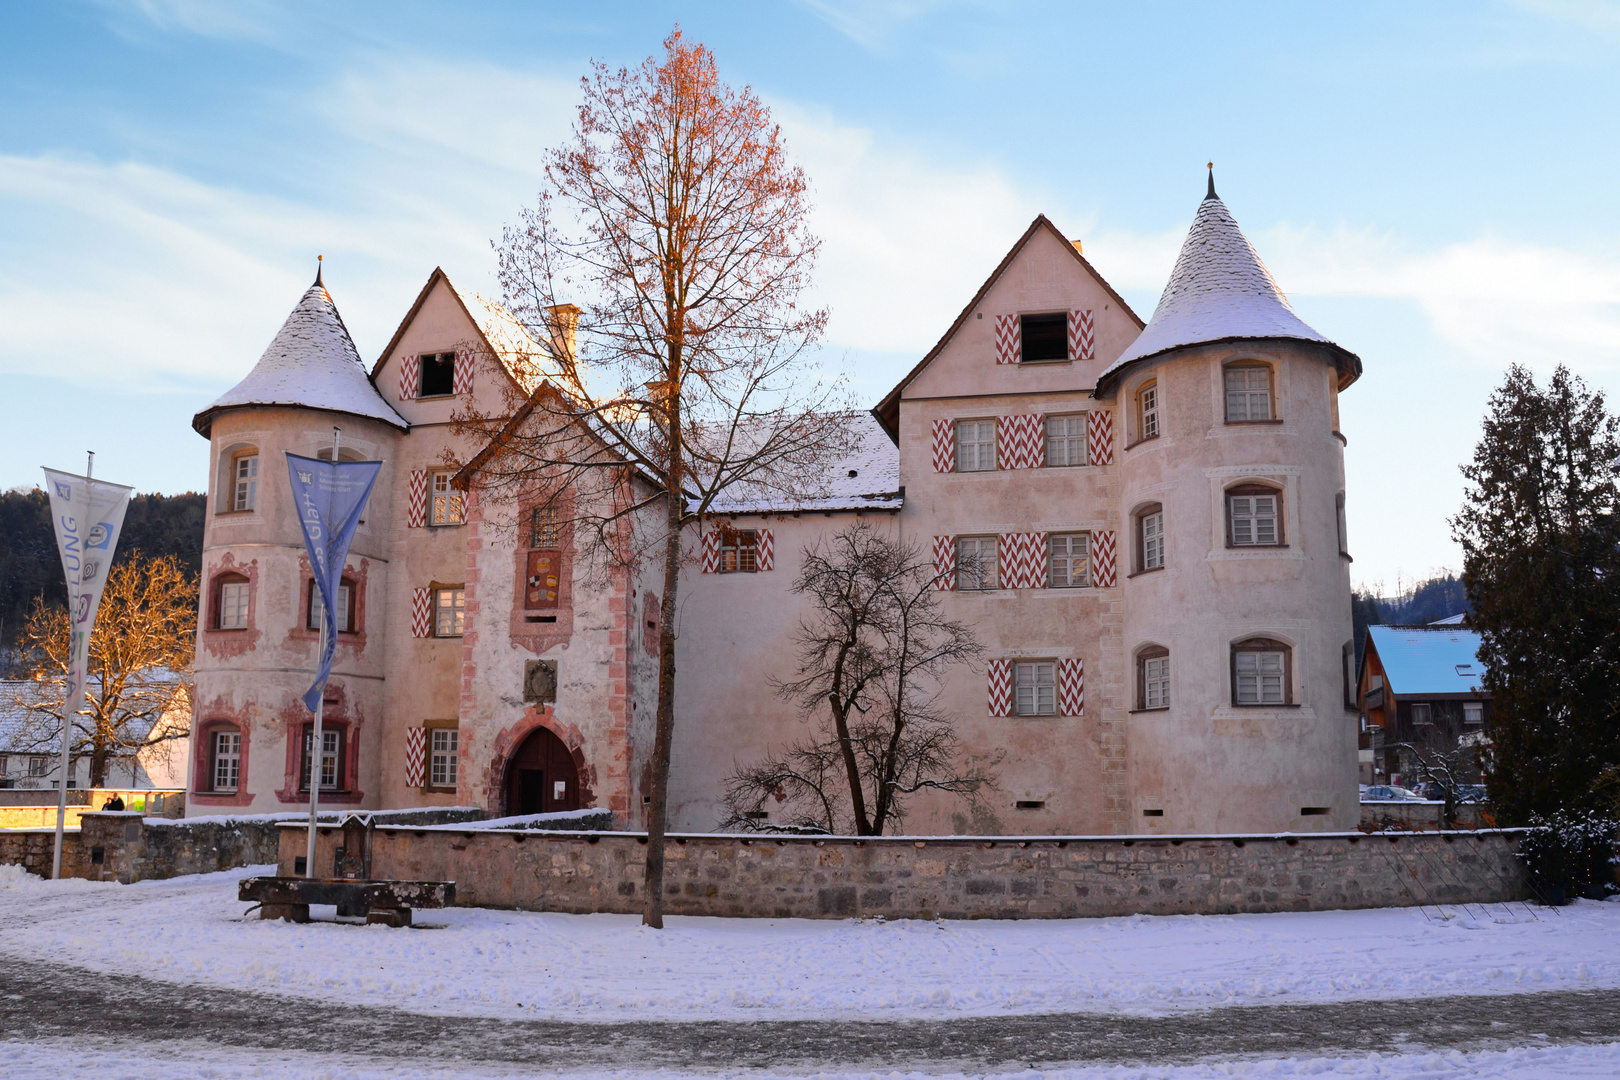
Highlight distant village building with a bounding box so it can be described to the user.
[187,176,1363,834]
[1357,621,1490,786]
[0,680,189,791]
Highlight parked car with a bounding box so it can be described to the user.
[1362,785,1422,801]
[1456,784,1487,803]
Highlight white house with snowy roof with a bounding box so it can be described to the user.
[186,174,1361,835]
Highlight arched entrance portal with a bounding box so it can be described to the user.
[504,726,582,817]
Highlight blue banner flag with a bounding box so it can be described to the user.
[286,453,382,711]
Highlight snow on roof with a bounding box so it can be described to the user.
[194,281,407,436]
[701,412,901,515]
[1367,624,1487,696]
[1102,185,1358,383]
[0,676,183,750]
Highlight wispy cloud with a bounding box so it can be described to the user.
[795,0,978,51]
[91,0,287,44]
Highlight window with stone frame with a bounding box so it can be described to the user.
[300,726,343,791]
[1224,363,1274,422]
[1137,380,1161,441]
[419,351,456,397]
[215,574,250,630]
[956,535,997,591]
[1135,504,1165,572]
[433,588,465,637]
[1048,532,1089,588]
[1137,646,1170,710]
[1014,660,1057,716]
[429,728,458,788]
[1045,413,1087,467]
[529,505,560,547]
[1227,485,1283,547]
[230,451,258,511]
[429,471,461,527]
[956,419,997,472]
[305,580,354,633]
[211,728,241,792]
[1020,313,1068,363]
[1232,637,1291,706]
[719,527,758,573]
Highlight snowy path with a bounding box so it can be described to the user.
[3,865,1619,1023]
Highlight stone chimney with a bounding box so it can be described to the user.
[544,303,582,363]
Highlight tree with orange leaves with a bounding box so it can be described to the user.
[457,30,849,927]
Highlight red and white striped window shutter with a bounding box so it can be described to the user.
[931,418,955,474]
[1059,657,1085,716]
[932,535,956,591]
[453,346,475,396]
[701,530,721,573]
[404,727,427,787]
[999,533,1047,589]
[999,414,1045,470]
[1091,530,1118,588]
[756,529,774,571]
[410,588,433,638]
[987,659,1013,716]
[1067,310,1095,363]
[408,470,428,528]
[994,314,1020,365]
[1087,410,1114,466]
[398,355,419,401]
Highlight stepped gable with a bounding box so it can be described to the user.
[193,271,407,436]
[1099,175,1360,392]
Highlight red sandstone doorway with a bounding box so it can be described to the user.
[504,726,581,816]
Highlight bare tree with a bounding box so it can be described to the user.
[722,524,993,835]
[15,554,195,788]
[454,30,850,927]
[1396,738,1483,829]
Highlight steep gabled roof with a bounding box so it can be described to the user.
[870,215,1143,441]
[1096,180,1361,395]
[372,267,554,395]
[193,276,407,437]
[1366,625,1487,697]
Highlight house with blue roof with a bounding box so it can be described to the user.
[1357,623,1490,786]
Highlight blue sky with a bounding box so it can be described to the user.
[4,1,1619,591]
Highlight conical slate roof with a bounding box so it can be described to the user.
[193,276,408,436]
[1100,180,1359,386]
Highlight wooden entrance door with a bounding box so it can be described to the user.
[505,726,581,816]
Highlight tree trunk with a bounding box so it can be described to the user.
[642,490,684,928]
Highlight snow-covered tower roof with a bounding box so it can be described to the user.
[1098,172,1360,393]
[193,267,408,436]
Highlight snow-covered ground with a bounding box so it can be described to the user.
[6,1035,1620,1080]
[2,864,1618,1023]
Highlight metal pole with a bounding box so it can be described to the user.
[303,428,341,880]
[51,451,93,879]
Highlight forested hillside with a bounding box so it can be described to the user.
[0,487,205,645]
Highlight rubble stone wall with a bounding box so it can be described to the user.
[282,826,1530,919]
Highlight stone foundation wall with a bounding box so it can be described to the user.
[280,826,1531,920]
[0,828,88,878]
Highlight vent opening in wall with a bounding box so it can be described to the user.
[525,615,558,624]
[742,810,769,820]
[1142,809,1164,817]
[1014,800,1045,810]
[1301,807,1332,816]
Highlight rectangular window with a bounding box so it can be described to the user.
[429,729,459,788]
[1045,414,1087,467]
[1464,702,1484,725]
[306,582,352,632]
[232,454,258,512]
[956,536,997,591]
[219,581,249,630]
[1020,313,1068,362]
[28,756,48,777]
[1228,494,1279,546]
[1235,650,1286,705]
[420,351,456,397]
[719,530,758,573]
[1224,366,1273,422]
[1141,510,1165,570]
[429,472,461,527]
[433,588,465,637]
[301,729,340,791]
[1048,532,1089,588]
[1139,383,1160,439]
[1143,655,1170,709]
[1014,661,1057,716]
[530,506,559,547]
[1411,703,1433,726]
[213,731,240,792]
[956,420,997,472]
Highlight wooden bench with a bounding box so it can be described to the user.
[239,876,455,927]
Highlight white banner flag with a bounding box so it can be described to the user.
[41,466,133,878]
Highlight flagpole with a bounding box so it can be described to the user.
[51,451,93,880]
[303,427,340,880]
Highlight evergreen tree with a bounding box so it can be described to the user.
[1453,365,1620,823]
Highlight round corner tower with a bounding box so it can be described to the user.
[1097,176,1361,834]
[187,268,407,816]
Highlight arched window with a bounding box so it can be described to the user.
[1223,362,1274,422]
[218,445,260,513]
[1136,646,1170,710]
[1136,379,1160,441]
[1226,483,1284,547]
[212,572,250,630]
[1232,637,1292,706]
[1134,503,1165,573]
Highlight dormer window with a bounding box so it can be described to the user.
[420,352,456,397]
[1020,313,1067,363]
